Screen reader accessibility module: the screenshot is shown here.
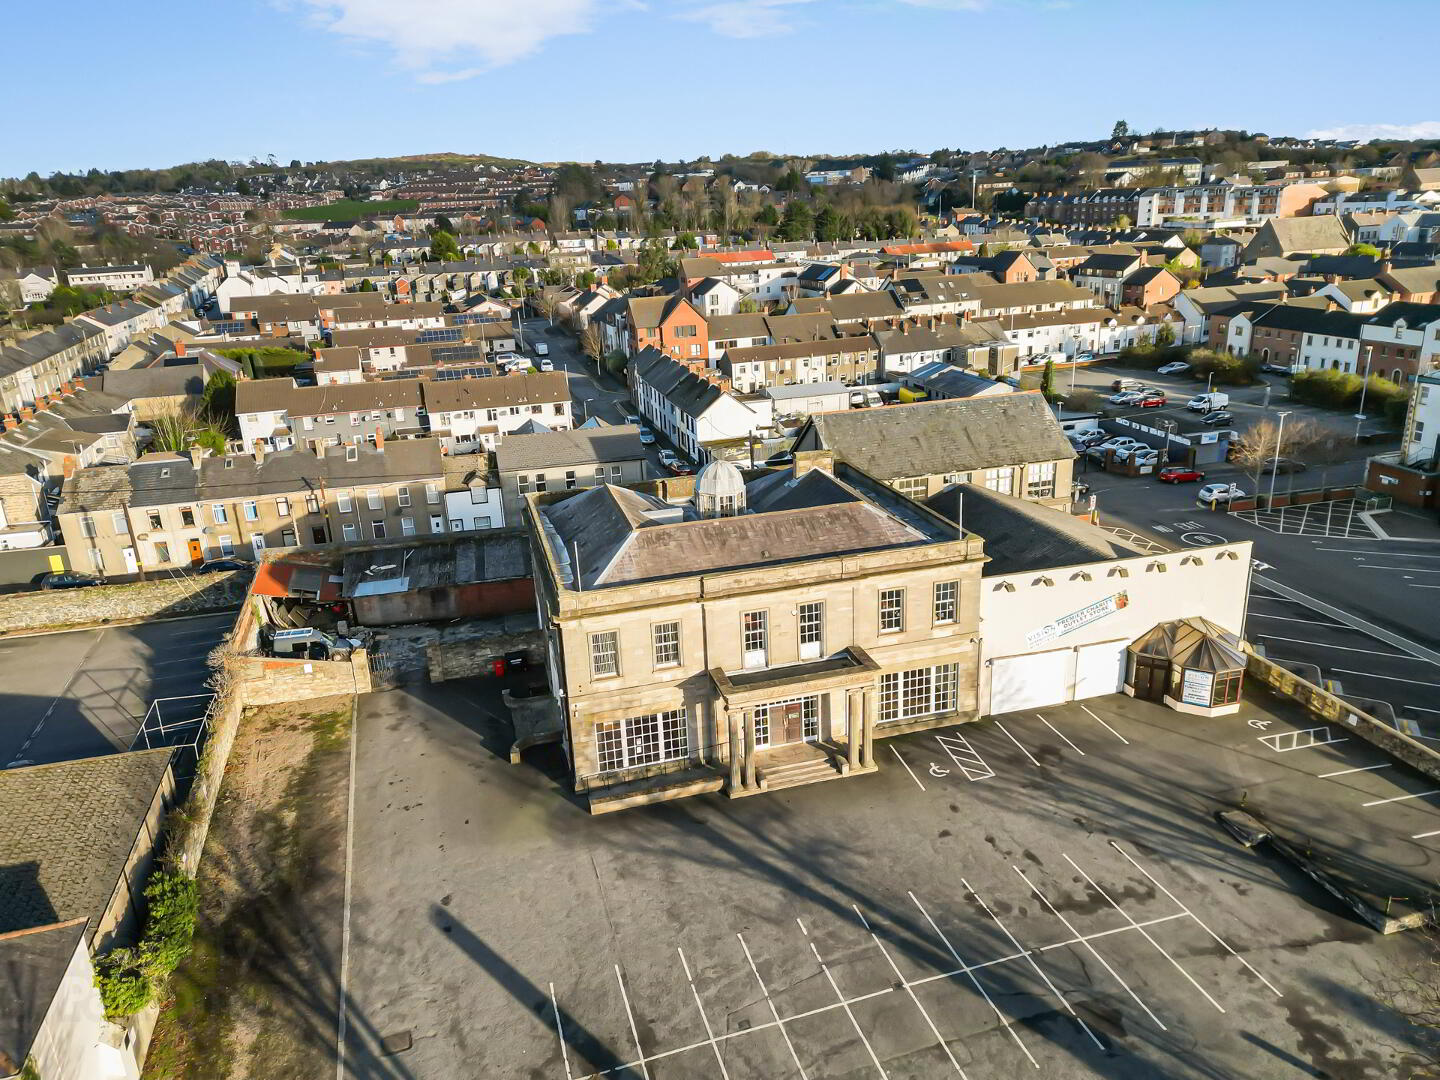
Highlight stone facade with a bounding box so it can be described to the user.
[0,572,246,634]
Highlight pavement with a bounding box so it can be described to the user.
[0,611,233,767]
[339,682,1438,1080]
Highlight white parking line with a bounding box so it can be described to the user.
[1255,634,1410,657]
[1080,704,1130,744]
[1013,866,1166,1031]
[737,934,808,1079]
[1362,790,1440,807]
[1331,669,1440,689]
[1108,842,1281,998]
[614,965,650,1080]
[1412,829,1440,840]
[1316,548,1440,559]
[1319,763,1392,778]
[1252,574,1440,665]
[1039,717,1085,756]
[1062,853,1225,1013]
[1247,613,1342,626]
[808,940,889,1078]
[865,927,969,1077]
[995,721,1042,767]
[909,890,1038,1069]
[677,948,730,1080]
[550,982,573,1080]
[890,745,926,791]
[1359,565,1440,573]
[962,877,1104,1051]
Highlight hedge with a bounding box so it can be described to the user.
[1292,368,1409,414]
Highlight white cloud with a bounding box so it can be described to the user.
[298,0,606,80]
[298,0,1006,77]
[1306,121,1440,142]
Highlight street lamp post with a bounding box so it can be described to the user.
[1353,345,1374,443]
[1267,410,1291,507]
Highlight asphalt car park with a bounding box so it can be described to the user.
[0,611,233,767]
[341,683,1434,1080]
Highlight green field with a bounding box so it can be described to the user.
[280,198,419,222]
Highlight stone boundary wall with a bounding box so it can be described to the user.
[1248,652,1440,783]
[0,571,247,635]
[231,650,372,706]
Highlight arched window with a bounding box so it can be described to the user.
[1261,348,1270,361]
[1393,369,1404,383]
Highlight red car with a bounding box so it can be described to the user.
[1157,466,1205,484]
[1138,393,1167,408]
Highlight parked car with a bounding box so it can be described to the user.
[38,571,102,590]
[1261,457,1309,475]
[1076,430,1109,447]
[537,357,554,371]
[1157,466,1206,484]
[197,558,254,574]
[533,341,550,357]
[637,426,656,445]
[1260,363,1292,376]
[1109,391,1143,405]
[1111,378,1146,392]
[1200,411,1234,426]
[622,412,643,427]
[1137,392,1167,408]
[1113,444,1155,462]
[658,449,693,474]
[1156,362,1191,376]
[270,627,362,660]
[1072,351,1095,363]
[1197,482,1245,503]
[1187,392,1230,412]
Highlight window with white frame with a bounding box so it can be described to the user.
[401,517,416,535]
[111,511,127,534]
[243,501,259,521]
[652,621,681,668]
[984,467,1015,494]
[741,610,768,668]
[595,708,688,772]
[397,486,411,507]
[933,580,958,624]
[448,518,464,532]
[217,535,234,556]
[879,663,960,722]
[371,520,386,539]
[894,477,928,499]
[366,490,382,510]
[590,631,620,678]
[879,588,905,633]
[342,523,358,541]
[425,483,440,504]
[1025,462,1057,499]
[336,490,353,512]
[275,497,291,517]
[798,601,824,659]
[212,504,228,524]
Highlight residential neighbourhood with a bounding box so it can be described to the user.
[5,5,1440,1079]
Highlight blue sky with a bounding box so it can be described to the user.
[9,0,1437,177]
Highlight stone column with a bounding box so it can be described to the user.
[846,689,861,772]
[728,709,743,792]
[860,688,876,769]
[743,708,757,789]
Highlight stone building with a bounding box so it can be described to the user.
[526,453,987,812]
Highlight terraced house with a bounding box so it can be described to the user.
[57,440,447,573]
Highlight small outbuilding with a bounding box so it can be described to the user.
[1126,617,1248,716]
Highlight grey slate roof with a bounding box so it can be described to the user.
[0,750,174,937]
[798,394,1075,479]
[495,425,646,473]
[1,919,89,1077]
[926,484,1138,575]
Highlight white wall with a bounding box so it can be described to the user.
[978,541,1253,713]
[443,487,505,530]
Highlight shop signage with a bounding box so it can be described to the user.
[1181,668,1214,707]
[1026,591,1129,648]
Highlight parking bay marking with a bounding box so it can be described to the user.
[1039,716,1085,756]
[1258,727,1348,752]
[935,731,996,781]
[1080,704,1130,743]
[995,721,1043,767]
[1362,789,1440,808]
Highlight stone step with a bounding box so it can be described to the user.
[761,756,843,790]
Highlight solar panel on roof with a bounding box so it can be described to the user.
[433,344,485,364]
[450,312,504,325]
[417,327,463,343]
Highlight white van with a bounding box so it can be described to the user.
[1186,392,1230,412]
[534,341,550,357]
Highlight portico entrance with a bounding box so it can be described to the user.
[756,695,820,747]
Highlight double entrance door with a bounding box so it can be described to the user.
[756,695,820,748]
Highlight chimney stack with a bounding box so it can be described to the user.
[62,455,77,479]
[175,340,187,358]
[253,439,266,465]
[189,446,209,471]
[19,407,33,421]
[374,428,385,451]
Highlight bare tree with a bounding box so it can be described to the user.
[1231,415,1330,490]
[580,323,603,364]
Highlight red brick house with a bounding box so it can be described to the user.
[626,295,708,361]
[1122,266,1182,308]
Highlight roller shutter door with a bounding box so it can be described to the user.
[989,649,1071,714]
[1074,639,1127,700]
